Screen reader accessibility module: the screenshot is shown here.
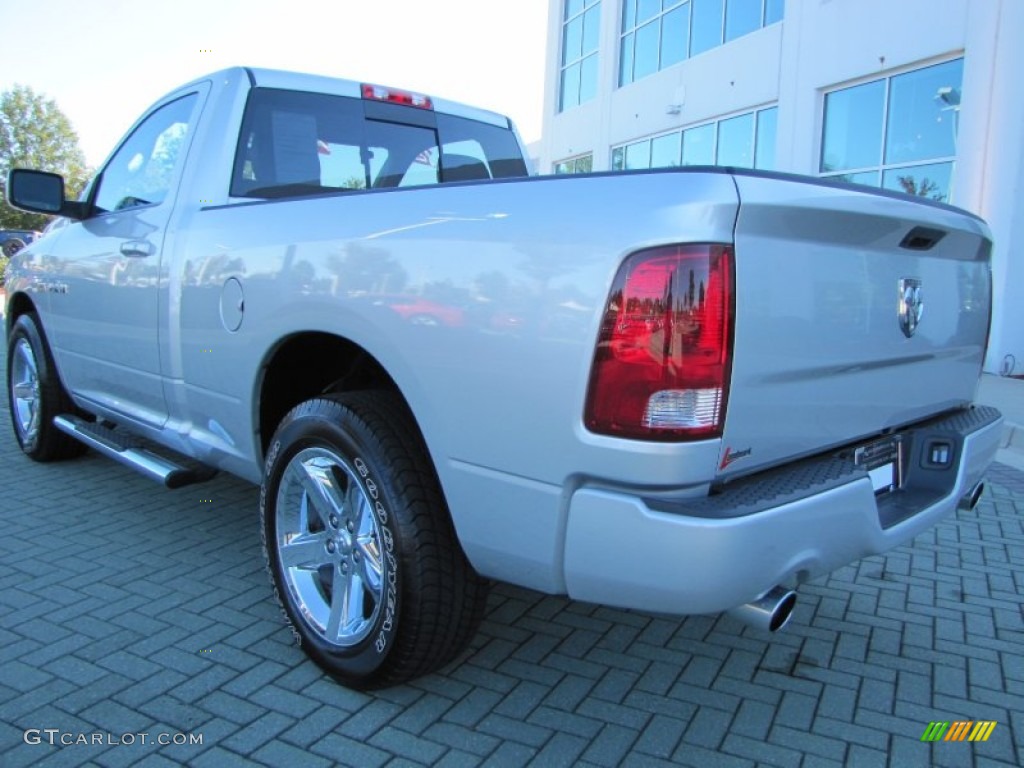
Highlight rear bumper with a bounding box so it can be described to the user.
[562,406,1003,615]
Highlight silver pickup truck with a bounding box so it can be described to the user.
[4,67,1003,688]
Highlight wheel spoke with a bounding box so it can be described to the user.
[289,459,346,528]
[356,537,383,591]
[325,569,364,641]
[15,341,35,374]
[345,567,367,631]
[342,480,365,529]
[279,531,329,569]
[325,573,346,641]
[11,339,41,440]
[12,382,37,400]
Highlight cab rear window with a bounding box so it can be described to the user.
[231,88,528,199]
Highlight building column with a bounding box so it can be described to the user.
[959,0,1024,374]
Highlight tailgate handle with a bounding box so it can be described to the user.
[899,226,946,251]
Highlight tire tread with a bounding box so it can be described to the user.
[7,312,87,461]
[263,390,488,687]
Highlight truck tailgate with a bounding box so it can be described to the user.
[720,173,992,479]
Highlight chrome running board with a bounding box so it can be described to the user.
[54,414,217,489]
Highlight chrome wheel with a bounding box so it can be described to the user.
[275,447,385,648]
[262,392,488,686]
[10,337,41,445]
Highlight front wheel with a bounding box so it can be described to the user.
[7,312,86,461]
[260,392,488,688]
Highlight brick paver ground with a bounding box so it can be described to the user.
[1,338,1021,766]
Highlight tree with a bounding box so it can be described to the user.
[897,174,943,201]
[0,85,90,230]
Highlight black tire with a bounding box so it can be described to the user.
[7,312,86,461]
[260,391,488,688]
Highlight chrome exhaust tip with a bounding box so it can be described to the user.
[726,586,797,633]
[958,481,985,511]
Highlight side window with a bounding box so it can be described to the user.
[93,94,197,214]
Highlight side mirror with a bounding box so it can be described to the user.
[6,169,87,220]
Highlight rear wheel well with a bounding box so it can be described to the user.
[257,332,405,455]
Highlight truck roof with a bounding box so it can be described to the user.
[174,66,511,130]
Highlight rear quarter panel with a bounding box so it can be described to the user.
[175,170,739,588]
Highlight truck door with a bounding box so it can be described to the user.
[43,89,203,428]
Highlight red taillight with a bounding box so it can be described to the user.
[361,83,433,110]
[584,244,734,441]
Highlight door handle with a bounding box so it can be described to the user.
[120,240,154,257]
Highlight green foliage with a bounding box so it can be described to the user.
[897,174,944,201]
[0,85,91,229]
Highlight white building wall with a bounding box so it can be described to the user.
[540,0,1023,375]
[776,0,969,174]
[607,24,782,152]
[959,0,1024,375]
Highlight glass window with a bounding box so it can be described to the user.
[436,114,529,180]
[622,0,636,28]
[233,88,366,196]
[820,80,885,173]
[553,153,593,174]
[820,58,963,202]
[231,89,526,198]
[364,122,439,188]
[621,1,695,86]
[93,94,197,214]
[564,15,583,62]
[682,123,715,165]
[651,133,682,168]
[830,170,880,188]
[560,1,601,111]
[725,0,761,42]
[690,0,724,56]
[565,0,598,19]
[884,59,962,165]
[560,64,583,111]
[661,3,691,68]
[582,4,601,52]
[315,140,374,189]
[637,0,661,24]
[633,21,661,81]
[612,104,776,172]
[882,162,953,203]
[620,1,783,85]
[717,112,754,168]
[754,107,777,170]
[611,146,625,171]
[620,34,635,86]
[625,140,651,169]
